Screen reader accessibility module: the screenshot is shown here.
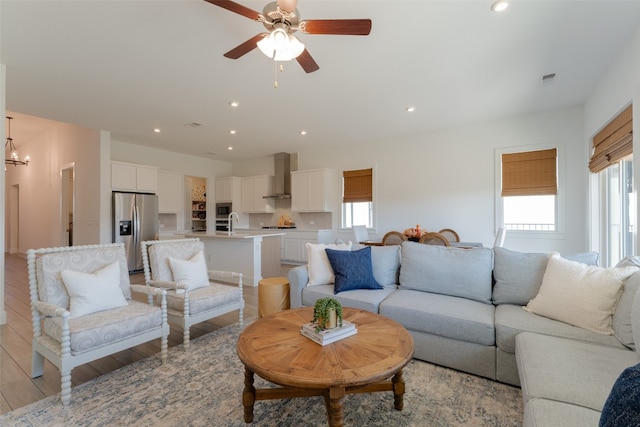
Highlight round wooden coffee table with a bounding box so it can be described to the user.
[237,307,414,426]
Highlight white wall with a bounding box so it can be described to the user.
[287,106,588,253]
[584,26,640,256]
[1,64,6,324]
[4,113,102,253]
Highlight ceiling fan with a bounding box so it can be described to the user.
[205,0,372,73]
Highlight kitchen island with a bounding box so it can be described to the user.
[181,231,284,287]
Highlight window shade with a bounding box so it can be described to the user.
[589,105,633,173]
[343,168,372,203]
[501,149,557,196]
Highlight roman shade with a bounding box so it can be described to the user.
[501,149,557,197]
[589,105,633,174]
[343,168,372,203]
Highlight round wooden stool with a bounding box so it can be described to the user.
[258,277,290,318]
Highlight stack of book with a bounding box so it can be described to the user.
[300,321,357,346]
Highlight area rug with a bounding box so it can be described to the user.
[0,322,523,426]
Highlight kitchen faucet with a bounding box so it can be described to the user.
[227,212,239,235]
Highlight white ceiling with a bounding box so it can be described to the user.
[2,0,640,162]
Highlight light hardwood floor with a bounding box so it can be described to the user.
[0,253,294,414]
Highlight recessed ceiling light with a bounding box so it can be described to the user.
[491,1,508,12]
[229,101,239,108]
[405,106,416,113]
[229,129,237,134]
[153,128,161,133]
[300,130,307,135]
[228,146,233,150]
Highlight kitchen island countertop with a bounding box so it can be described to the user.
[183,231,285,239]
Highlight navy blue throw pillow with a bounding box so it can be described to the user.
[325,246,382,294]
[600,363,640,427]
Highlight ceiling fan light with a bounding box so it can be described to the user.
[257,35,276,58]
[288,36,305,59]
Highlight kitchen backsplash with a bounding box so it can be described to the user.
[248,209,332,230]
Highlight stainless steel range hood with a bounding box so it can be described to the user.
[263,152,292,199]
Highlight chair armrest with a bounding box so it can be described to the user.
[131,284,169,296]
[288,265,309,308]
[32,300,69,318]
[146,280,186,290]
[208,270,243,284]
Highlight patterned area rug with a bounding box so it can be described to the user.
[0,322,523,426]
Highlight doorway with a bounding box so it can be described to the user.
[60,164,75,246]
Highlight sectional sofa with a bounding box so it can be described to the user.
[288,241,640,426]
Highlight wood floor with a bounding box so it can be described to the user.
[0,253,294,415]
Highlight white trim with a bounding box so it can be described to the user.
[494,142,566,239]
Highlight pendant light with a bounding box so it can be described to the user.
[5,116,29,166]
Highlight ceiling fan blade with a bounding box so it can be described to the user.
[296,49,319,73]
[299,19,372,36]
[204,0,262,21]
[277,0,298,13]
[223,33,268,59]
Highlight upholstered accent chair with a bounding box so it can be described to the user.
[27,243,169,406]
[141,238,244,349]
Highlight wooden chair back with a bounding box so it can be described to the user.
[438,228,460,243]
[418,232,450,246]
[382,231,408,246]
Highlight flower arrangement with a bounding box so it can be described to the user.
[312,297,343,332]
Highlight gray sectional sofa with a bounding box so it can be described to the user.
[288,241,640,426]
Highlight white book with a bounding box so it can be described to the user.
[300,327,357,346]
[301,320,356,339]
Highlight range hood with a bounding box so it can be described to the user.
[263,152,292,199]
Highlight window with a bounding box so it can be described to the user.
[342,168,373,228]
[500,148,558,231]
[591,104,634,266]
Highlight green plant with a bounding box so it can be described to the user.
[312,297,343,331]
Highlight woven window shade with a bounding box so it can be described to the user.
[343,168,372,203]
[501,149,557,197]
[589,105,633,173]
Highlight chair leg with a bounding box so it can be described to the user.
[60,370,72,406]
[183,326,190,350]
[31,348,44,378]
[239,306,244,327]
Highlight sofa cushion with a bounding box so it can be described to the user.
[612,271,640,349]
[371,245,401,288]
[495,304,625,354]
[633,283,640,356]
[301,284,395,313]
[306,242,352,286]
[524,254,638,335]
[325,246,382,293]
[515,332,639,412]
[600,363,640,427]
[523,398,602,427]
[380,289,495,346]
[399,242,493,304]
[492,247,599,305]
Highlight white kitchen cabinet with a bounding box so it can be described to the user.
[241,175,275,213]
[157,171,184,213]
[111,161,158,193]
[291,169,335,212]
[282,230,333,263]
[215,177,234,202]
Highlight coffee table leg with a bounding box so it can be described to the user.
[243,367,256,423]
[392,369,406,410]
[326,386,345,427]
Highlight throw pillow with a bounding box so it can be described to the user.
[325,246,383,293]
[600,363,640,427]
[492,247,600,306]
[524,253,639,335]
[370,245,401,288]
[60,261,128,318]
[306,242,352,286]
[168,251,210,290]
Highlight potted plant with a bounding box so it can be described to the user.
[313,297,343,332]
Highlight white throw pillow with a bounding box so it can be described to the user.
[168,251,210,290]
[306,242,352,286]
[524,253,639,335]
[60,261,128,318]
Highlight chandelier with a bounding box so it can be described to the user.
[5,116,29,166]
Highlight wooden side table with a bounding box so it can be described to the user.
[258,277,290,317]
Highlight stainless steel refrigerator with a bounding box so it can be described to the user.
[112,192,159,273]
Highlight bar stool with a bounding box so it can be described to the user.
[258,277,290,317]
